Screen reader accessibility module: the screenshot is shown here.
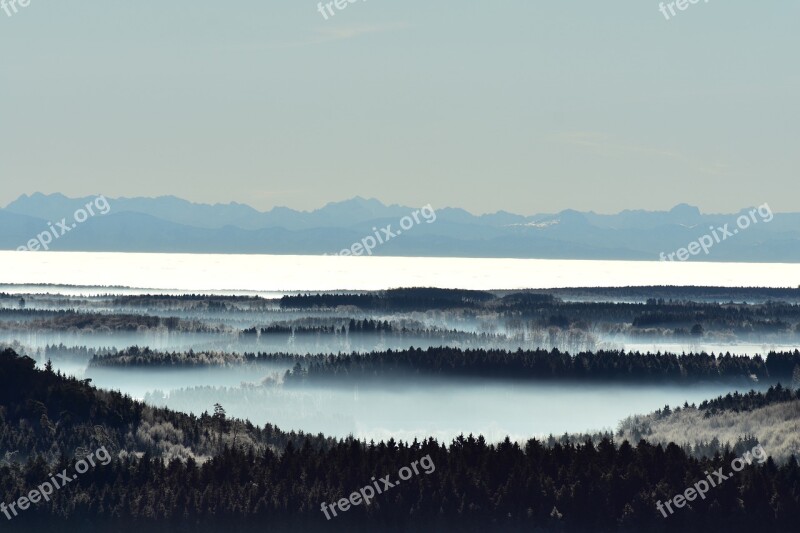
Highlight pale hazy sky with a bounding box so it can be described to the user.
[1,1,797,214]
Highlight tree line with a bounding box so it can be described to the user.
[87,346,800,385]
[283,347,800,384]
[280,288,496,310]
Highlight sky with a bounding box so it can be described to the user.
[1,1,797,215]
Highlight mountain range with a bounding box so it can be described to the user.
[2,193,799,262]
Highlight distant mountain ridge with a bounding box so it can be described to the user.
[2,193,799,261]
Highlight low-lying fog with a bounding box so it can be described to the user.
[48,360,767,444]
[4,330,796,358]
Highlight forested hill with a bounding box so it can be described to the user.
[281,347,800,385]
[86,346,800,385]
[279,286,800,313]
[2,350,800,531]
[0,348,332,463]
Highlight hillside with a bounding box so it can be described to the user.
[1,348,799,531]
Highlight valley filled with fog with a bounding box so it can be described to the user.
[2,285,798,447]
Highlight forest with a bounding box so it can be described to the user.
[273,347,796,384]
[1,347,799,532]
[2,287,800,531]
[5,290,800,364]
[84,345,800,386]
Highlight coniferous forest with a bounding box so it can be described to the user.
[1,287,800,531]
[2,347,800,532]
